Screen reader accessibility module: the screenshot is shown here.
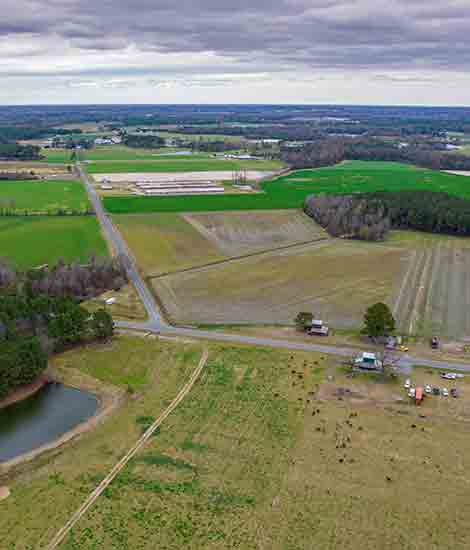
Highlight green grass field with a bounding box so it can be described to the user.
[40,149,74,163]
[86,158,284,174]
[3,337,470,549]
[0,179,89,213]
[0,216,108,269]
[104,160,470,214]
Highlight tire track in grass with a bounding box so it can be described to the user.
[47,347,209,550]
[392,248,418,320]
[421,242,442,337]
[397,248,426,334]
[446,243,465,339]
[408,247,433,336]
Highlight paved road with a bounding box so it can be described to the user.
[77,163,470,374]
[77,164,162,326]
[116,320,470,373]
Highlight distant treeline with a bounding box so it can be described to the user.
[281,138,470,172]
[0,126,82,142]
[191,140,246,152]
[0,171,38,180]
[0,256,128,299]
[305,191,470,240]
[0,143,42,160]
[123,134,165,149]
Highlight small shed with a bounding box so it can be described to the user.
[415,387,423,404]
[354,352,382,370]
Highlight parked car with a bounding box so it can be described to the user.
[404,379,411,389]
[451,388,459,398]
[431,336,439,349]
[425,385,432,394]
[441,372,457,380]
[432,387,441,396]
[442,388,449,397]
[408,388,416,398]
[399,345,409,352]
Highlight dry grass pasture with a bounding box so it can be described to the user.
[115,209,327,278]
[151,238,407,326]
[183,209,327,256]
[3,337,470,549]
[392,233,470,338]
[114,213,225,276]
[84,284,148,321]
[147,227,470,338]
[0,162,70,177]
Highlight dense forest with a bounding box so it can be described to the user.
[305,191,470,240]
[281,138,470,171]
[305,194,390,241]
[0,258,120,398]
[123,134,165,149]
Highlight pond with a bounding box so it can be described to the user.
[0,382,98,463]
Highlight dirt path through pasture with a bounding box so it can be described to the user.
[46,347,209,550]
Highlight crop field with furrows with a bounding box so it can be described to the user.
[113,213,225,276]
[0,216,108,269]
[104,160,470,214]
[86,158,285,174]
[4,337,470,549]
[391,233,470,338]
[183,210,327,256]
[0,162,70,176]
[0,179,89,213]
[151,239,407,326]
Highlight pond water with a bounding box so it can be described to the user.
[0,382,98,462]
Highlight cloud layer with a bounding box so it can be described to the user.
[2,1,470,104]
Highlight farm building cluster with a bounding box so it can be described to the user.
[95,171,273,197]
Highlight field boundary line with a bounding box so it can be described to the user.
[147,237,333,280]
[46,347,209,550]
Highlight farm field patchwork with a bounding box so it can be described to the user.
[149,229,470,338]
[115,209,327,277]
[151,238,407,326]
[114,213,225,275]
[87,158,284,174]
[3,337,470,549]
[104,160,470,214]
[0,216,108,269]
[0,179,89,213]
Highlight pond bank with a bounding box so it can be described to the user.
[0,376,49,411]
[0,366,125,474]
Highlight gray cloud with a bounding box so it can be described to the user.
[1,0,470,105]
[1,1,469,72]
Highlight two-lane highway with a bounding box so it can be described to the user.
[78,163,470,373]
[77,163,163,327]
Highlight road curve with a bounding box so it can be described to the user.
[77,163,163,327]
[77,161,470,374]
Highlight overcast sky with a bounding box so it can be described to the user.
[2,0,470,106]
